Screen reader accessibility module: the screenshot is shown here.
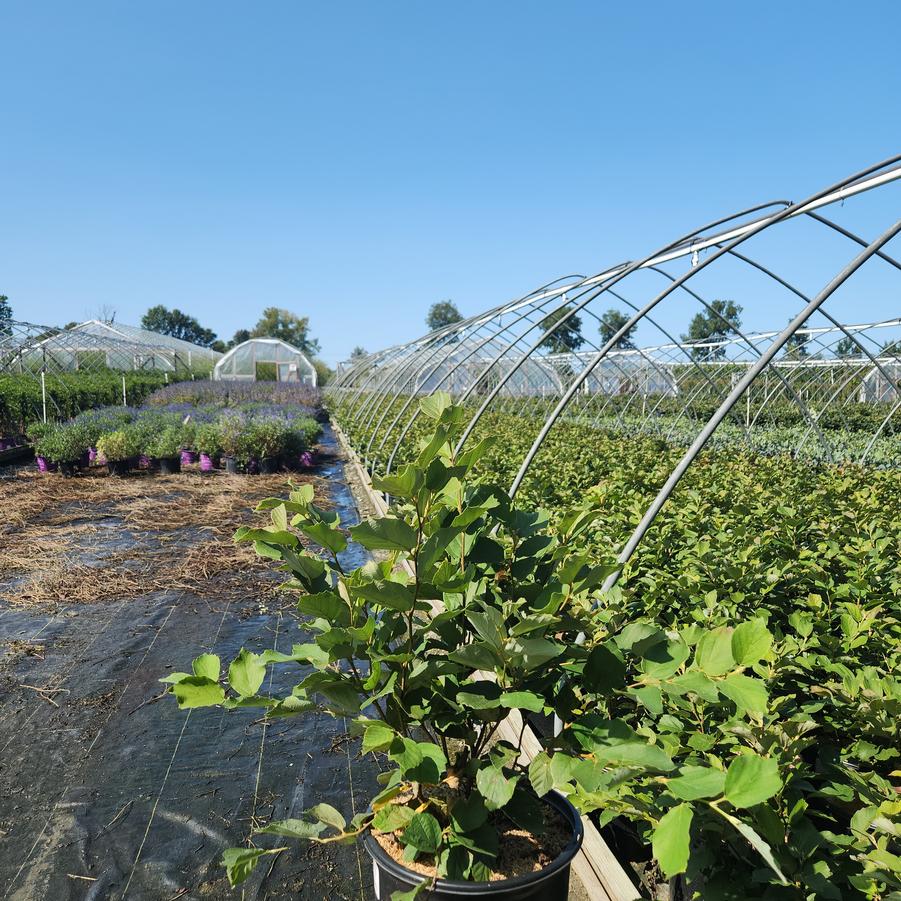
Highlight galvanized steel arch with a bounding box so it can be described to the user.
[328,155,901,571]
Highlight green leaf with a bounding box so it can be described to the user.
[353,580,416,612]
[447,642,500,671]
[695,626,735,676]
[718,673,768,716]
[256,818,326,840]
[222,847,280,886]
[450,794,489,832]
[667,766,726,801]
[371,465,422,498]
[228,649,267,697]
[297,591,350,625]
[171,676,226,709]
[406,743,447,784]
[652,803,693,877]
[499,691,544,713]
[717,808,789,884]
[351,517,418,552]
[299,521,347,555]
[731,620,773,666]
[308,803,346,831]
[529,752,554,797]
[584,643,626,693]
[509,637,561,671]
[389,883,429,901]
[592,742,675,772]
[419,391,453,420]
[476,765,517,811]
[724,754,782,808]
[372,804,416,833]
[402,811,443,853]
[191,653,220,681]
[362,721,396,755]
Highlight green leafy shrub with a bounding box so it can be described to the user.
[195,422,223,457]
[33,422,89,463]
[97,427,140,462]
[146,425,186,459]
[164,395,666,890]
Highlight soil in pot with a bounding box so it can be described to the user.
[158,456,181,475]
[258,456,281,475]
[365,790,583,901]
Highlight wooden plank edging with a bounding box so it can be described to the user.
[329,417,641,901]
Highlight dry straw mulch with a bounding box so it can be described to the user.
[0,469,326,608]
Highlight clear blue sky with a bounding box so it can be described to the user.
[2,2,900,364]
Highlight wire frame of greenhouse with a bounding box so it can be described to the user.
[0,319,221,375]
[212,338,318,385]
[329,155,901,575]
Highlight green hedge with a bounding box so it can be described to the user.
[0,370,191,435]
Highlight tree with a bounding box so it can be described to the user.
[540,305,584,354]
[210,339,227,353]
[229,328,251,348]
[682,299,743,361]
[784,318,810,359]
[599,308,637,349]
[0,295,12,337]
[312,358,334,386]
[350,346,368,360]
[883,339,901,357]
[250,308,320,354]
[426,300,462,332]
[835,336,859,357]
[141,305,219,348]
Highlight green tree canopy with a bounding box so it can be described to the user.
[426,300,463,332]
[599,308,637,349]
[250,308,320,354]
[835,336,859,357]
[540,304,584,354]
[229,328,251,348]
[0,295,12,336]
[350,345,368,360]
[141,305,218,348]
[682,300,743,360]
[784,318,811,359]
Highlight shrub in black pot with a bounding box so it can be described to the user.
[162,394,633,900]
[97,428,140,477]
[146,425,185,475]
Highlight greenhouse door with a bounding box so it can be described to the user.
[278,362,299,382]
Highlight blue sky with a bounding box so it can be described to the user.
[1,2,900,364]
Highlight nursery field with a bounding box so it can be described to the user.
[331,398,901,900]
[0,427,384,899]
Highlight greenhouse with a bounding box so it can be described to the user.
[212,337,318,385]
[4,318,222,374]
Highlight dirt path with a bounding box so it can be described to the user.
[0,427,381,900]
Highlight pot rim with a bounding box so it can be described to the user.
[362,790,583,895]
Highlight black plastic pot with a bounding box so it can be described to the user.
[58,461,79,478]
[158,456,181,475]
[258,456,281,475]
[224,455,239,474]
[107,459,131,477]
[363,791,583,901]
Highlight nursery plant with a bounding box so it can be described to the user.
[163,394,655,897]
[97,427,140,475]
[33,421,89,474]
